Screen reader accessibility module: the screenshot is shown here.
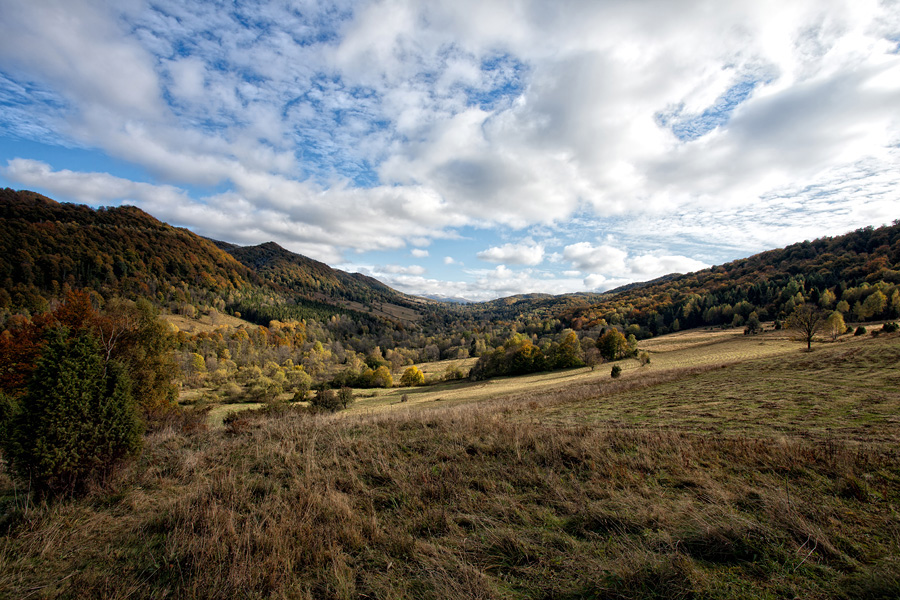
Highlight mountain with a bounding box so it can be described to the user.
[3,188,897,337]
[561,222,900,335]
[0,189,434,328]
[211,239,436,325]
[0,188,258,313]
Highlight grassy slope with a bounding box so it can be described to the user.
[2,333,899,599]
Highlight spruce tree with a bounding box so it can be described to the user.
[3,327,142,495]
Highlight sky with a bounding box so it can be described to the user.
[1,0,898,302]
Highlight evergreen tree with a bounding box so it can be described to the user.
[3,327,142,494]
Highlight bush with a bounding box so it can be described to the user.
[2,328,142,495]
[310,387,341,412]
[639,351,651,366]
[400,366,425,387]
[337,387,353,409]
[611,365,622,379]
[882,322,899,333]
[854,326,867,336]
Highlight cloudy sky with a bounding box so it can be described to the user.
[1,0,898,301]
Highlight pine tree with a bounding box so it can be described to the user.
[3,327,142,495]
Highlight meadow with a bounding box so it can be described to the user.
[1,328,898,599]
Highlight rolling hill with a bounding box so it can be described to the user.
[0,189,433,327]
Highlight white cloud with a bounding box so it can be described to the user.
[476,238,545,265]
[562,240,708,291]
[1,0,898,299]
[563,243,628,274]
[380,264,426,276]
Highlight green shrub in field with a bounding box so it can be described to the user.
[2,327,142,495]
[611,364,622,378]
[310,387,341,412]
[854,326,867,336]
[337,386,353,409]
[882,322,899,333]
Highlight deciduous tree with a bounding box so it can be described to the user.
[826,311,845,341]
[786,304,825,350]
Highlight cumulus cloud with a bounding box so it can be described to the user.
[380,264,427,276]
[363,264,588,302]
[476,239,545,265]
[1,0,898,299]
[562,241,708,290]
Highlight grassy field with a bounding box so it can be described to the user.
[349,327,799,414]
[1,329,899,599]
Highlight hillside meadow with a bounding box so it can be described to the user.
[1,328,899,599]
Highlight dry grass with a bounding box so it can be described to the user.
[2,330,899,599]
[351,328,799,414]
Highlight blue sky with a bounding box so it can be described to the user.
[1,0,898,301]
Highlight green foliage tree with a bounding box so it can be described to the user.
[2,328,142,494]
[548,330,584,369]
[400,365,425,387]
[597,329,628,361]
[289,368,312,401]
[860,290,887,321]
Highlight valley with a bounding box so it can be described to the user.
[1,190,899,599]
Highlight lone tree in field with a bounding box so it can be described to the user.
[825,310,846,341]
[786,304,826,350]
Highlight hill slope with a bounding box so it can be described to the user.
[213,240,434,324]
[562,222,900,334]
[0,189,431,327]
[0,188,258,313]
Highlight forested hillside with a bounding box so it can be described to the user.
[214,240,437,327]
[561,222,900,337]
[0,189,258,315]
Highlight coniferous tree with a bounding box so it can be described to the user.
[3,327,142,494]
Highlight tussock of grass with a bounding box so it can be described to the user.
[2,333,899,599]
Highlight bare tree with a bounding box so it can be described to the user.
[786,304,825,350]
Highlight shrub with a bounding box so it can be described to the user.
[337,387,353,409]
[2,328,142,495]
[639,351,651,366]
[400,366,425,387]
[310,387,340,412]
[882,322,899,333]
[611,365,622,379]
[854,326,867,336]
